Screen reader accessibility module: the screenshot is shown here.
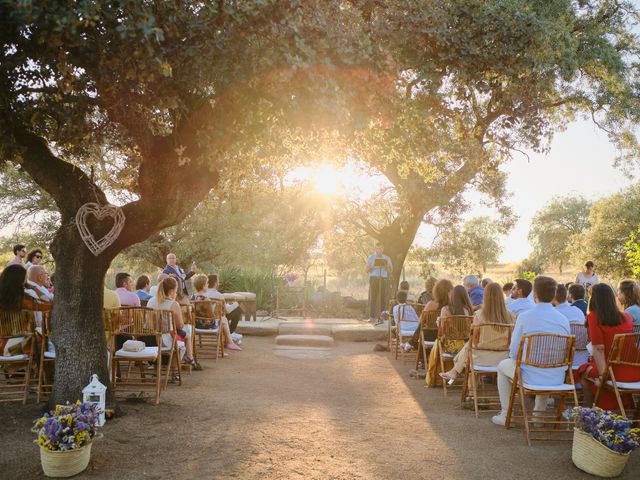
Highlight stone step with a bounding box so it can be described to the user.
[278,323,332,336]
[274,335,335,348]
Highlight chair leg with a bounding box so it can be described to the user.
[518,384,532,446]
[505,371,519,430]
[37,351,45,404]
[609,370,627,418]
[23,353,34,405]
[155,355,162,404]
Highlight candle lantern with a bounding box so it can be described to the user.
[82,374,106,427]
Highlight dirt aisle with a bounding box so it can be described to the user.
[1,337,638,479]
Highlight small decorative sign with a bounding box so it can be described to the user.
[75,202,125,256]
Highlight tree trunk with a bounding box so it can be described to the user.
[49,230,113,406]
[379,214,422,294]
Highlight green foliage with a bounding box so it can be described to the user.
[516,257,545,277]
[528,196,591,273]
[428,217,504,275]
[624,227,640,279]
[573,183,640,278]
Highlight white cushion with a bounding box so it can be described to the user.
[114,346,158,359]
[44,351,56,359]
[473,365,497,373]
[195,327,220,334]
[0,354,28,361]
[399,330,415,337]
[423,341,435,347]
[606,380,640,390]
[522,382,576,391]
[441,353,455,359]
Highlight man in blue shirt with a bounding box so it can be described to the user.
[366,242,393,322]
[492,276,571,426]
[506,278,535,317]
[568,283,588,316]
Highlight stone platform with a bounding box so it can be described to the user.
[236,317,386,342]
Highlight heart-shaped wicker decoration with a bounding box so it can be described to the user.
[75,203,126,256]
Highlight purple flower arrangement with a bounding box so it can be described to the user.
[380,311,389,321]
[571,407,640,454]
[33,401,100,451]
[284,272,299,284]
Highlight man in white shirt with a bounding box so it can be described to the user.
[26,265,54,302]
[492,276,571,426]
[205,274,242,333]
[507,278,535,317]
[553,284,585,323]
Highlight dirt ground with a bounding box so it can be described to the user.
[1,337,638,479]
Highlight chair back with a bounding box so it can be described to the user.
[413,303,426,317]
[181,304,194,326]
[0,310,34,338]
[438,315,474,342]
[193,300,216,320]
[151,309,175,335]
[570,323,588,351]
[471,323,513,351]
[112,307,161,335]
[517,334,574,369]
[607,333,640,367]
[420,309,440,341]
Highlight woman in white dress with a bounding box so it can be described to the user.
[575,261,599,289]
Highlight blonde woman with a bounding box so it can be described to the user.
[191,274,241,351]
[439,282,515,381]
[147,276,201,370]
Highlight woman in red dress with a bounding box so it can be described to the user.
[579,283,637,410]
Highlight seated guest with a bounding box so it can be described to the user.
[418,277,437,305]
[492,276,571,426]
[149,273,168,298]
[135,275,153,302]
[481,277,493,288]
[205,274,242,333]
[104,285,121,309]
[190,274,241,351]
[503,282,514,305]
[24,248,43,269]
[568,283,588,316]
[395,290,420,351]
[617,279,640,325]
[426,284,474,385]
[578,283,636,409]
[506,279,535,317]
[6,244,26,266]
[440,283,516,381]
[463,275,484,308]
[408,279,453,350]
[26,265,54,302]
[399,280,416,302]
[553,284,585,323]
[115,272,141,307]
[148,276,200,369]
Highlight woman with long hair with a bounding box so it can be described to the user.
[440,283,515,381]
[0,264,28,311]
[407,279,453,352]
[147,276,201,370]
[617,279,640,325]
[578,283,635,408]
[440,285,474,317]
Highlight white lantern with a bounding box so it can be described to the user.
[82,374,106,427]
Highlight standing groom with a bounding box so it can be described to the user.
[366,242,393,322]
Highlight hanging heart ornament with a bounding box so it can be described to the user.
[75,202,126,256]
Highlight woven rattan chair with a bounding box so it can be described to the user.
[593,333,640,419]
[110,307,164,404]
[461,323,513,417]
[436,315,473,396]
[393,304,419,361]
[36,310,55,402]
[505,333,578,446]
[193,300,224,360]
[570,322,589,370]
[0,310,36,404]
[416,310,440,370]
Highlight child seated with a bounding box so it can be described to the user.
[393,290,419,352]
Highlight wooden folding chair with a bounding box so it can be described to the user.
[110,307,164,404]
[505,334,578,446]
[570,322,589,370]
[155,309,182,388]
[416,310,440,371]
[393,304,419,362]
[0,310,36,404]
[436,315,473,396]
[594,333,640,420]
[193,300,224,360]
[461,323,513,417]
[36,310,56,402]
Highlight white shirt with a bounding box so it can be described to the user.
[392,304,419,334]
[26,281,54,301]
[149,285,158,297]
[204,288,238,314]
[507,297,535,317]
[555,302,585,324]
[576,272,599,288]
[366,254,392,278]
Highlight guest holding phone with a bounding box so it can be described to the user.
[366,241,393,323]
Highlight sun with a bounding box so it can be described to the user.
[312,165,344,196]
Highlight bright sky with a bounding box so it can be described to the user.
[292,119,633,263]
